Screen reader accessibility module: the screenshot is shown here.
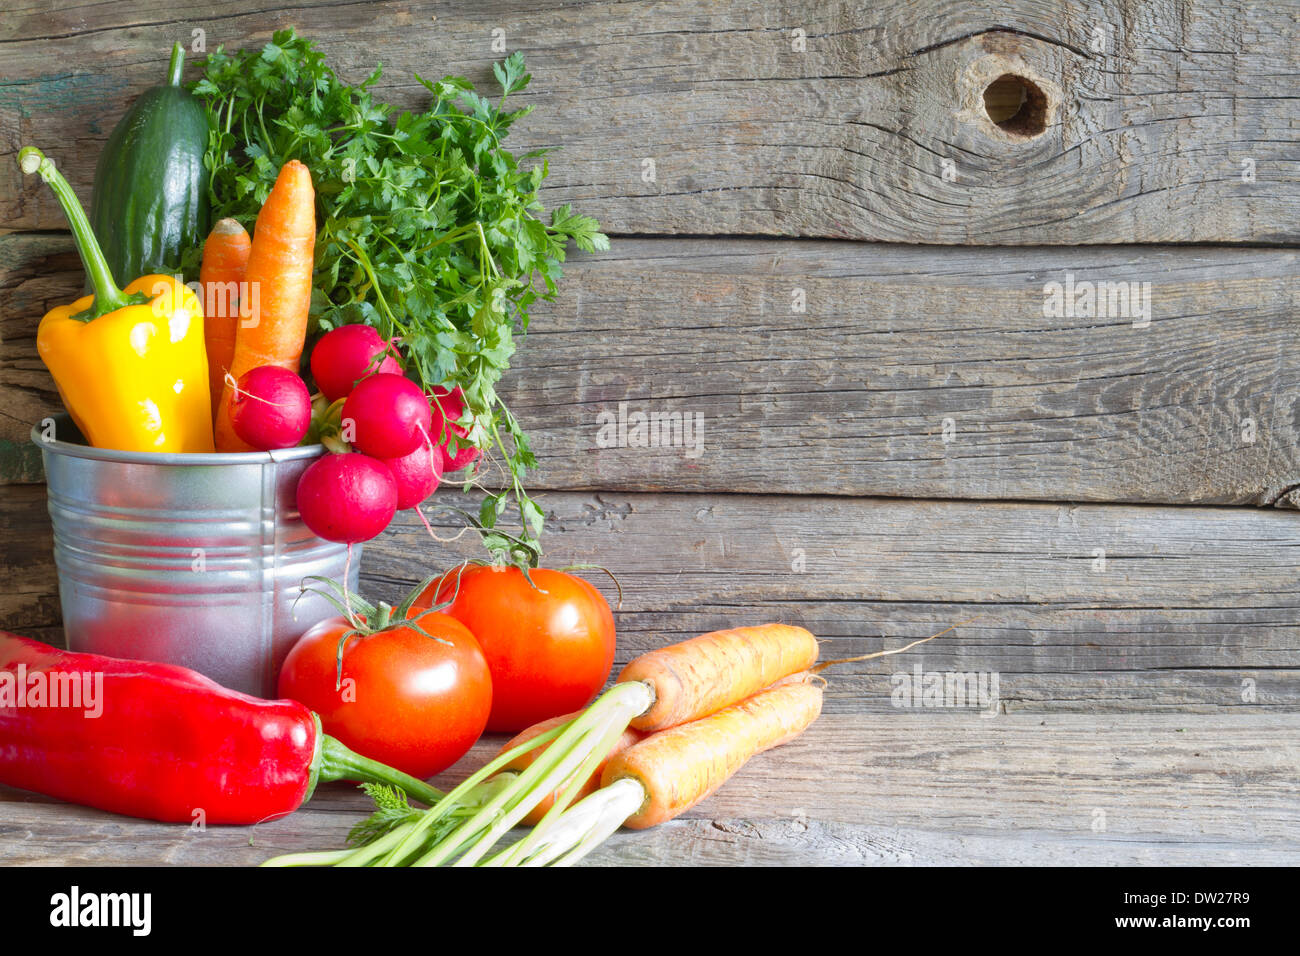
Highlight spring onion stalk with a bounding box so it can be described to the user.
[371,721,575,866]
[468,708,635,867]
[259,768,522,868]
[410,680,654,867]
[482,714,636,867]
[547,779,646,867]
[486,777,644,867]
[259,681,655,868]
[437,723,608,867]
[260,847,359,867]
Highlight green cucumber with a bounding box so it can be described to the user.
[88,42,209,283]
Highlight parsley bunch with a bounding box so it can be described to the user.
[188,29,607,564]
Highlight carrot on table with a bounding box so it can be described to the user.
[477,673,826,866]
[399,624,820,864]
[618,623,819,731]
[199,218,252,421]
[600,675,823,830]
[214,160,316,452]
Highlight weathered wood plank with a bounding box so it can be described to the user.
[0,483,60,638]
[366,491,1300,714]
[0,233,69,476]
[1,0,1297,243]
[5,486,1296,711]
[4,234,1297,504]
[500,240,1300,506]
[1,714,1296,865]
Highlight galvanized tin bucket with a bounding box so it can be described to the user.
[33,414,359,698]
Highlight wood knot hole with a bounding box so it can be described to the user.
[982,74,1047,138]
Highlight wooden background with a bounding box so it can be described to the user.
[1,0,1298,865]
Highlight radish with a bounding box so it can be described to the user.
[311,325,402,402]
[297,453,398,543]
[228,366,312,450]
[341,373,433,459]
[380,441,444,510]
[432,386,480,472]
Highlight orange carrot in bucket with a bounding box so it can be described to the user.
[199,218,252,420]
[214,160,315,452]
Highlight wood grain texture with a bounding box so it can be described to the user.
[8,488,1296,712]
[1,0,1296,872]
[0,483,60,639]
[498,240,1300,506]
[0,233,69,475]
[365,491,1300,714]
[1,0,1297,242]
[1,713,1296,865]
[4,233,1297,504]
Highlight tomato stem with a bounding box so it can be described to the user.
[554,563,623,609]
[296,574,457,689]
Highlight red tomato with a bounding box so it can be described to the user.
[417,566,616,733]
[277,612,491,779]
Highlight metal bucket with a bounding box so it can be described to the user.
[33,414,359,698]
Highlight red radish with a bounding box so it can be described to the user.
[380,441,444,510]
[311,325,402,402]
[297,453,398,543]
[341,374,433,460]
[432,386,480,472]
[228,366,312,450]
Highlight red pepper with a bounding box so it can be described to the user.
[0,632,443,824]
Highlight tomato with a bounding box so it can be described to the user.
[277,612,491,779]
[417,566,617,733]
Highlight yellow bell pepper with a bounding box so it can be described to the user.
[20,146,213,453]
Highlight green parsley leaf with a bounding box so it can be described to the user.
[189,29,607,565]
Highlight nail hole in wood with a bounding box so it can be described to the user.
[982,74,1047,138]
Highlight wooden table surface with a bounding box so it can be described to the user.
[4,713,1299,866]
[1,0,1298,865]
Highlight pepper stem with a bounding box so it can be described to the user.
[167,42,185,87]
[316,733,445,807]
[17,146,139,322]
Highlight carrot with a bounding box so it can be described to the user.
[618,623,819,731]
[199,218,252,421]
[214,160,316,452]
[600,675,823,830]
[497,711,645,825]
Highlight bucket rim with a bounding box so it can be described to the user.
[31,413,326,467]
